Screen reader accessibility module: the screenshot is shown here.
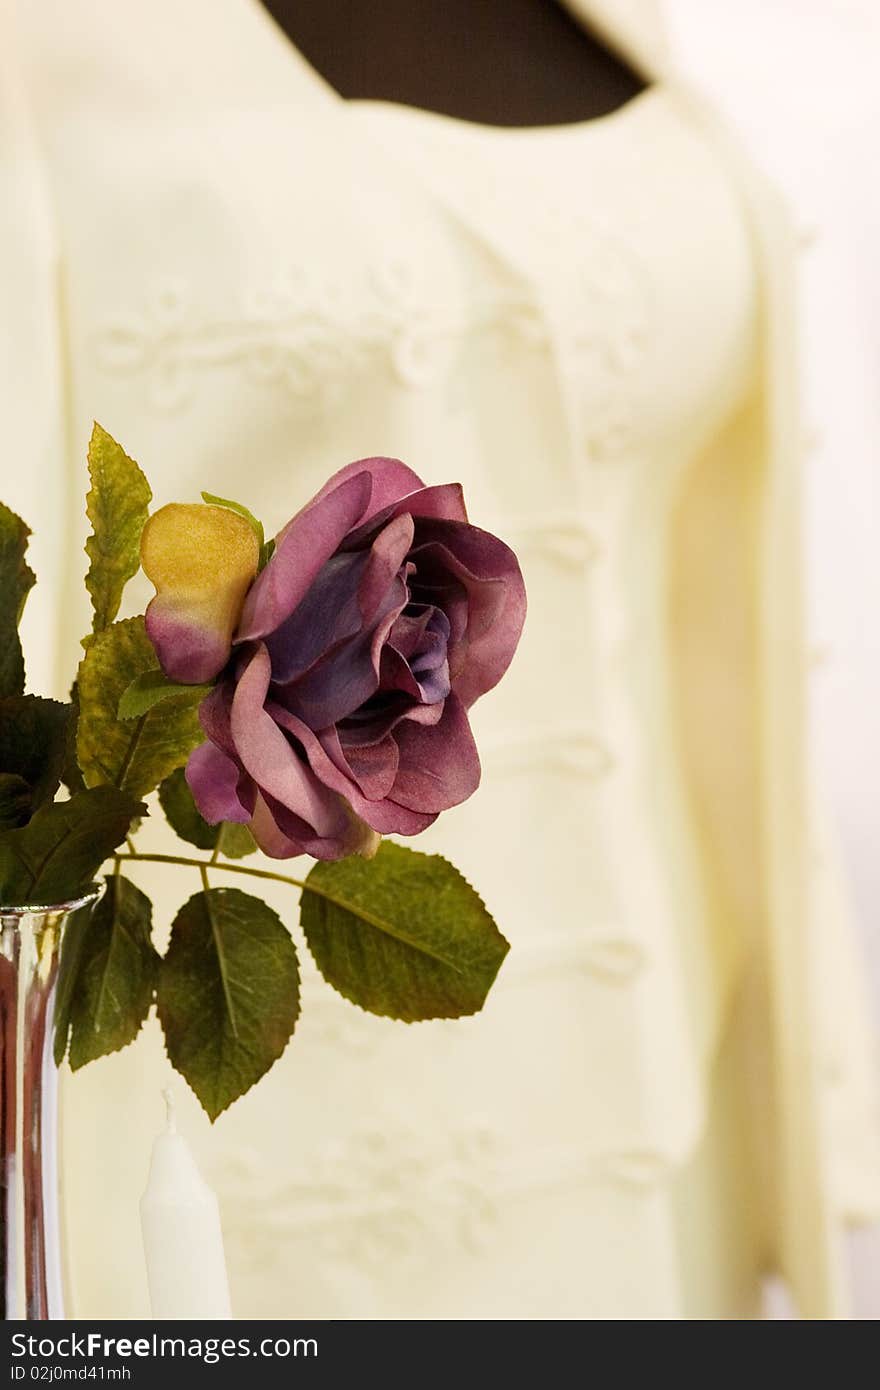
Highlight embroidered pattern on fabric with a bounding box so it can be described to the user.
[551,214,653,464]
[92,222,651,452]
[491,514,601,569]
[479,725,615,780]
[215,1127,503,1269]
[214,1126,671,1271]
[93,265,542,411]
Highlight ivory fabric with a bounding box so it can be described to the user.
[2,0,877,1319]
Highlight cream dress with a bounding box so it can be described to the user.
[1,0,877,1318]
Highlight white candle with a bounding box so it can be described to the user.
[140,1089,232,1320]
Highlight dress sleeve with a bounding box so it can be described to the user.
[671,79,880,1318]
[0,0,70,699]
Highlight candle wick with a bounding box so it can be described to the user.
[162,1087,177,1133]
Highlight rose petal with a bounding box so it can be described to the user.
[357,512,414,619]
[380,642,450,706]
[185,741,255,824]
[144,605,233,687]
[266,513,415,691]
[409,521,526,708]
[249,793,308,858]
[250,790,379,861]
[268,706,436,835]
[377,646,422,701]
[338,691,444,748]
[265,549,368,684]
[341,482,468,551]
[229,644,352,840]
[389,692,481,812]
[140,503,259,682]
[279,574,408,729]
[386,605,452,704]
[237,472,372,641]
[197,681,236,754]
[398,701,447,727]
[335,733,399,801]
[303,456,426,524]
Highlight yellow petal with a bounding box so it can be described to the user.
[141,503,260,682]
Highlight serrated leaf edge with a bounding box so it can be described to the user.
[84,422,152,632]
[156,886,301,1122]
[299,848,510,1023]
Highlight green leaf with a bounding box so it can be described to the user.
[158,767,256,858]
[157,767,215,849]
[117,669,213,720]
[0,695,72,809]
[157,887,300,1120]
[300,842,509,1022]
[200,492,264,549]
[55,873,158,1070]
[216,821,257,859]
[61,683,85,794]
[0,774,32,829]
[0,786,144,906]
[0,502,36,697]
[84,423,152,633]
[77,617,203,798]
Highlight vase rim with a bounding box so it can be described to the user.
[0,884,103,920]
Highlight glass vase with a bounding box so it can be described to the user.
[0,888,100,1320]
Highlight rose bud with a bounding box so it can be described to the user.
[141,502,259,683]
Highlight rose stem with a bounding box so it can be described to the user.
[114,849,410,940]
[114,850,308,893]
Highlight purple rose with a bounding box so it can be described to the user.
[147,458,526,860]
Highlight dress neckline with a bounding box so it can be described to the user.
[348,85,662,142]
[246,0,659,137]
